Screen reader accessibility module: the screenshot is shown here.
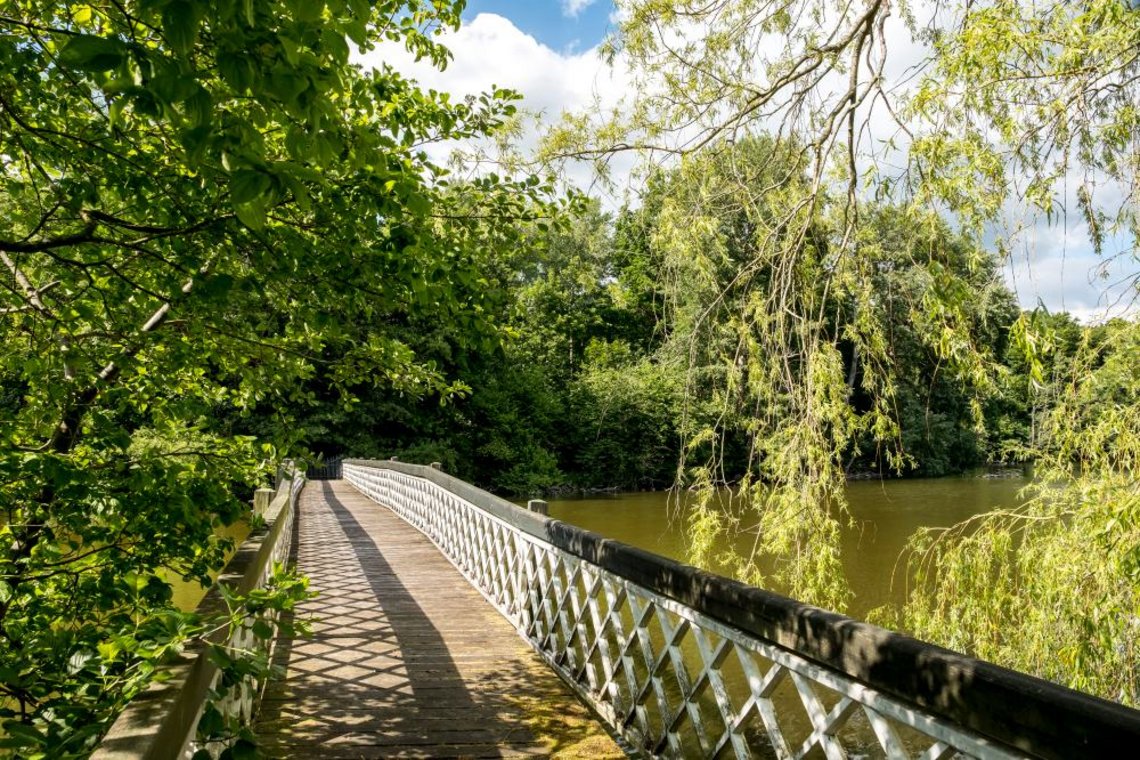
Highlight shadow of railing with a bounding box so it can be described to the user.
[255,481,618,757]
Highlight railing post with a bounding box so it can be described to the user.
[527,499,548,516]
[430,461,442,470]
[253,487,275,516]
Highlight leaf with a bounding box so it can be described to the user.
[97,641,121,661]
[67,649,96,674]
[322,29,350,64]
[109,97,128,129]
[180,125,212,167]
[185,88,214,127]
[198,273,236,301]
[218,52,254,93]
[163,1,201,55]
[230,170,272,205]
[197,703,224,738]
[149,73,201,104]
[229,738,258,760]
[266,70,309,109]
[57,35,127,72]
[234,201,267,231]
[294,0,325,23]
[274,161,323,183]
[131,89,161,117]
[0,720,47,747]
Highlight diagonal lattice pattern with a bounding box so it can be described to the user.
[253,481,623,759]
[346,464,1025,760]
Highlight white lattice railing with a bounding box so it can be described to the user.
[345,460,1140,760]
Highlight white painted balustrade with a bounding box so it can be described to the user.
[345,461,1130,760]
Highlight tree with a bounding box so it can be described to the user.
[847,206,1022,476]
[591,138,1017,605]
[896,318,1140,704]
[0,1,553,752]
[568,339,683,490]
[546,0,1140,699]
[587,136,868,607]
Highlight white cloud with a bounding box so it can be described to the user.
[1003,221,1138,323]
[361,13,624,120]
[562,0,598,18]
[356,12,634,199]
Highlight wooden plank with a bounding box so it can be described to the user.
[254,481,623,759]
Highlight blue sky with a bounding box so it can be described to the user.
[463,1,616,51]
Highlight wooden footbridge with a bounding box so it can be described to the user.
[254,480,621,757]
[95,461,1140,759]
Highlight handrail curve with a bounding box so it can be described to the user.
[344,459,1140,760]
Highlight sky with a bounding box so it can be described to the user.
[461,0,616,52]
[363,1,1137,322]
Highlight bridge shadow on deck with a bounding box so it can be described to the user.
[255,481,620,759]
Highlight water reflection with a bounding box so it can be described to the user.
[541,474,1026,618]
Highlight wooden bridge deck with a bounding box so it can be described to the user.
[254,480,624,759]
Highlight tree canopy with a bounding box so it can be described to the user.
[0,1,557,753]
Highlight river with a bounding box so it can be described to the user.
[542,473,1027,618]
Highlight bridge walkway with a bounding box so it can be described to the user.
[253,480,624,759]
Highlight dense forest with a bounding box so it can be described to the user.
[2,0,1139,756]
[293,174,1107,496]
[293,162,1133,500]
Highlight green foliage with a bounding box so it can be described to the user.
[0,0,556,752]
[572,138,1020,610]
[194,564,313,759]
[845,207,1022,476]
[908,0,1140,240]
[895,320,1140,704]
[569,341,682,489]
[285,198,678,497]
[0,606,199,757]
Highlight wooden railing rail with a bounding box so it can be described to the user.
[344,459,1140,760]
[92,466,304,760]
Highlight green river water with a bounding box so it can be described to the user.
[543,473,1027,618]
